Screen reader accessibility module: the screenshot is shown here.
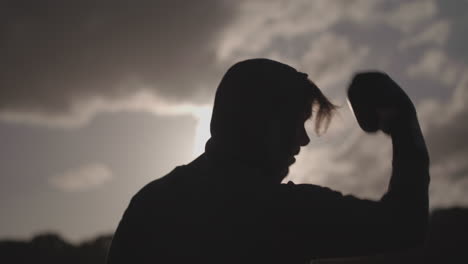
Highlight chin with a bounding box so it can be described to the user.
[278,166,290,180]
[266,158,291,182]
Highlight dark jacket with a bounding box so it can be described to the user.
[107,59,430,263]
[107,147,429,263]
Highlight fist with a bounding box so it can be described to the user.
[347,72,416,134]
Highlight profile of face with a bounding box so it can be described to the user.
[208,59,335,183]
[264,102,312,181]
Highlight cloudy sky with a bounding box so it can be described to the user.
[1,0,468,242]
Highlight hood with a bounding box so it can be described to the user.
[205,58,310,170]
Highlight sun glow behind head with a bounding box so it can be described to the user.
[192,106,213,157]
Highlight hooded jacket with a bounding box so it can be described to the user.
[106,59,430,264]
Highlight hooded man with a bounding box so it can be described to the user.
[107,59,430,263]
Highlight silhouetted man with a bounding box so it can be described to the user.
[107,59,430,263]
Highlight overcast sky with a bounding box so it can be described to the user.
[1,0,468,242]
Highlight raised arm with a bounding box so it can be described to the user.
[380,103,430,247]
[284,73,430,260]
[366,72,430,249]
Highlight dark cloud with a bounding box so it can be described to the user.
[0,0,236,115]
[420,71,468,184]
[2,0,468,240]
[436,0,468,61]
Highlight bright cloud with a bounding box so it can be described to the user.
[299,33,369,88]
[399,19,451,49]
[0,89,212,129]
[407,49,460,86]
[49,163,113,192]
[217,0,380,61]
[384,0,437,33]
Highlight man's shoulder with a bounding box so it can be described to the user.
[281,180,332,191]
[130,155,211,205]
[279,181,344,199]
[130,165,188,204]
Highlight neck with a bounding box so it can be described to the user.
[204,137,285,184]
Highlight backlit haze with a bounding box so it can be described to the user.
[1,0,468,242]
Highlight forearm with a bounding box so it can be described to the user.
[381,114,430,246]
[310,72,432,258]
[387,115,429,198]
[297,127,430,259]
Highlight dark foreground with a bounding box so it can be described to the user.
[1,208,467,264]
